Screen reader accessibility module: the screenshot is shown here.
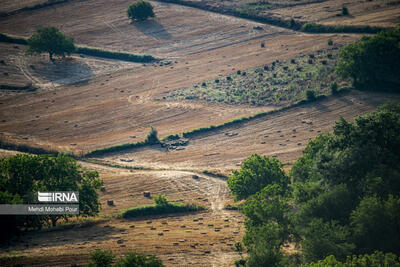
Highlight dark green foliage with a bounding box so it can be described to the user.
[121,202,205,218]
[76,47,154,63]
[300,23,384,34]
[87,249,115,267]
[0,154,103,240]
[290,103,400,261]
[153,194,168,206]
[335,27,400,90]
[0,33,27,45]
[306,90,316,102]
[350,195,400,255]
[114,252,164,267]
[233,103,400,265]
[127,1,155,21]
[304,251,400,267]
[145,126,159,145]
[301,219,355,262]
[26,26,75,61]
[86,127,160,156]
[330,82,338,95]
[162,134,180,141]
[341,7,349,16]
[234,258,246,267]
[0,33,154,63]
[87,250,164,267]
[327,38,333,46]
[227,154,289,201]
[243,222,286,267]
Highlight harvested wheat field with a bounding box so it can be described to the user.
[0,0,399,266]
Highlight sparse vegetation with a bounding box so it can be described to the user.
[127,1,155,22]
[26,26,75,62]
[165,48,346,107]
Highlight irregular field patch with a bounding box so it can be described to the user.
[164,46,348,106]
[96,91,400,174]
[0,0,286,57]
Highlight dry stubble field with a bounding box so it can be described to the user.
[0,0,399,266]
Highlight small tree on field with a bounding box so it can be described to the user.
[145,126,160,145]
[26,26,75,62]
[127,1,155,22]
[154,194,168,206]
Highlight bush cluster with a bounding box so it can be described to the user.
[228,103,400,266]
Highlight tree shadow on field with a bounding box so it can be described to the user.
[133,19,172,40]
[313,101,331,113]
[2,222,121,250]
[31,57,93,86]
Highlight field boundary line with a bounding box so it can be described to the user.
[153,0,388,34]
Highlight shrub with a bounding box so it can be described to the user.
[87,249,115,267]
[114,251,164,267]
[328,38,333,46]
[145,126,159,145]
[127,1,155,21]
[154,194,168,206]
[121,203,205,218]
[306,90,316,102]
[342,7,349,16]
[330,82,338,95]
[234,258,246,267]
[76,47,154,63]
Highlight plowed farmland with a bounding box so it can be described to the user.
[0,0,399,266]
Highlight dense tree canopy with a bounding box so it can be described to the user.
[26,26,75,61]
[227,154,289,201]
[335,27,400,91]
[230,102,400,266]
[127,1,155,22]
[0,154,103,240]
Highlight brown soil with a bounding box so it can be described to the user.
[0,0,398,266]
[96,91,400,175]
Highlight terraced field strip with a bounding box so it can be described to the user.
[97,91,400,174]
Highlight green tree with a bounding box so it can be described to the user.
[145,126,160,145]
[243,222,286,267]
[302,219,355,262]
[350,195,400,255]
[0,154,103,230]
[127,1,155,22]
[227,154,289,201]
[305,251,400,267]
[335,27,400,90]
[153,194,168,206]
[26,26,75,62]
[114,251,165,267]
[87,249,115,267]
